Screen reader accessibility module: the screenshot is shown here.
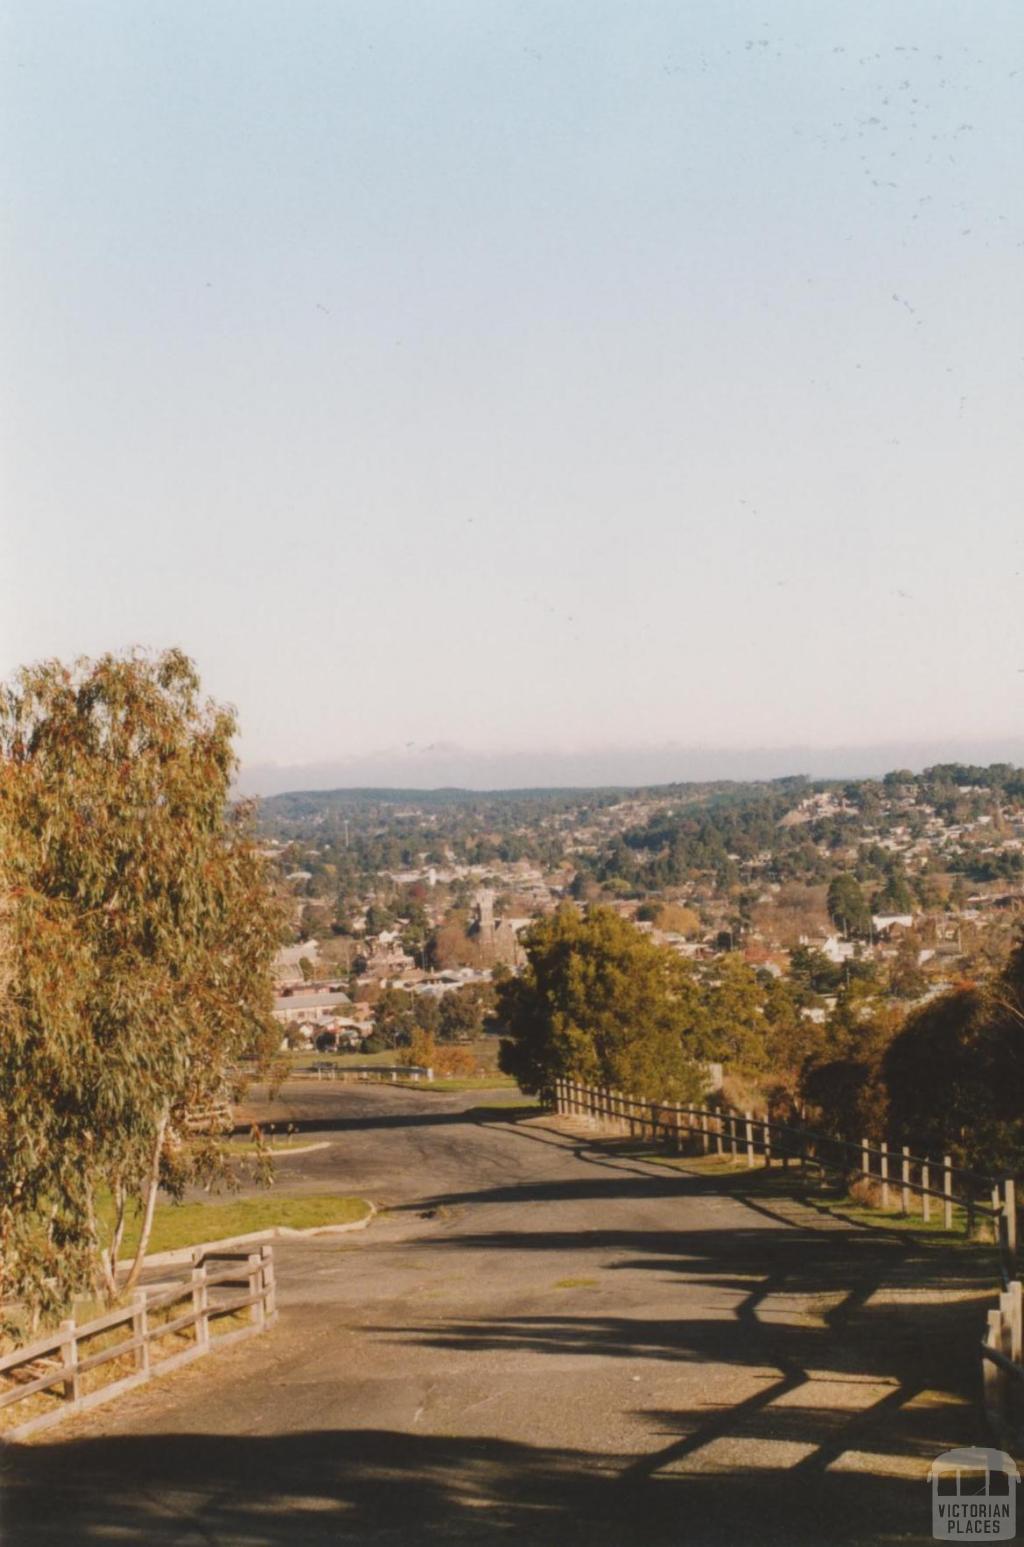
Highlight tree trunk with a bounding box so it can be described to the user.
[82,1183,116,1302]
[99,1179,127,1300]
[123,1110,169,1293]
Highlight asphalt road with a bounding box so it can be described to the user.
[0,1083,994,1547]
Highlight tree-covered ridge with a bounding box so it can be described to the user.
[259,763,1024,897]
[583,764,1024,895]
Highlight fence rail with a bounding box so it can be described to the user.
[0,1244,276,1441]
[553,1079,1018,1265]
[982,1280,1024,1448]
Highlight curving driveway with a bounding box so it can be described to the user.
[0,1083,995,1545]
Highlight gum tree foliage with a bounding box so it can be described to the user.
[0,651,282,1321]
[497,905,708,1101]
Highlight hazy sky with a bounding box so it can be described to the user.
[3,1,1022,787]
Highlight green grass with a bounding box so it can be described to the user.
[278,1038,505,1074]
[104,1193,371,1257]
[281,1048,401,1069]
[626,1146,999,1256]
[221,1135,314,1154]
[397,1074,519,1093]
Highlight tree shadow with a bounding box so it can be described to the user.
[1,1423,945,1545]
[3,1120,996,1545]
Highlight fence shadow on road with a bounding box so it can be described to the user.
[3,1119,997,1547]
[2,1421,949,1545]
[368,1149,994,1517]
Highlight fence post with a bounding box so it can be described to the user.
[861,1136,870,1187]
[762,1117,771,1167]
[744,1112,755,1167]
[921,1161,930,1224]
[1004,1178,1017,1264]
[992,1185,1002,1249]
[983,1309,1002,1418]
[59,1319,79,1403]
[261,1243,276,1322]
[131,1289,151,1374]
[1009,1279,1022,1365]
[190,1263,209,1352]
[247,1253,264,1328]
[943,1154,953,1231]
[901,1145,911,1216]
[715,1111,724,1157]
[880,1141,890,1210]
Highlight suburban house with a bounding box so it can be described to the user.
[273,987,353,1025]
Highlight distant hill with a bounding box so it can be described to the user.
[236,738,1024,799]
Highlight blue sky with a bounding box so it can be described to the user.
[3,1,1022,789]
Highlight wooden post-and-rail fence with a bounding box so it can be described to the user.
[983,1279,1024,1448]
[554,1077,1024,1446]
[553,1079,1018,1265]
[0,1243,277,1442]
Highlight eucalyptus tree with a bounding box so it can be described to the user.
[0,650,282,1319]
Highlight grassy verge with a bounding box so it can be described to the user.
[280,1048,402,1069]
[102,1193,371,1258]
[619,1146,1002,1261]
[395,1074,520,1093]
[221,1135,315,1155]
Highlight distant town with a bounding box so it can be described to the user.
[262,763,1024,1058]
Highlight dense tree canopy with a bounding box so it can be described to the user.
[827,874,871,938]
[884,936,1024,1172]
[497,905,708,1101]
[0,650,282,1320]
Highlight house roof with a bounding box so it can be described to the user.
[273,990,353,1012]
